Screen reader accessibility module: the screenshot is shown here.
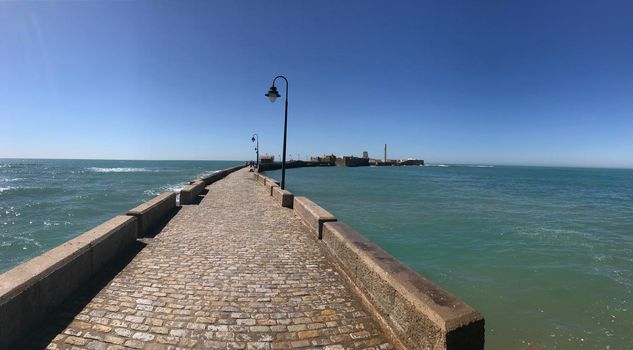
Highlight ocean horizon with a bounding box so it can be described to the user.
[3,157,633,170]
[2,159,632,349]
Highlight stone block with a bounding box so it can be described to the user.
[272,187,294,208]
[180,180,206,205]
[266,181,279,196]
[0,216,137,349]
[292,197,336,239]
[127,192,176,237]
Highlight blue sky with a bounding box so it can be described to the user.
[1,1,632,168]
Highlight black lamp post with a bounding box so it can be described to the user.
[251,134,259,168]
[265,75,289,189]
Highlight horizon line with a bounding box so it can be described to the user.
[1,156,632,170]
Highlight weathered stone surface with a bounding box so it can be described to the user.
[0,215,138,349]
[271,187,294,208]
[293,197,337,239]
[266,181,279,196]
[127,192,176,236]
[322,221,485,350]
[180,180,206,205]
[22,169,390,350]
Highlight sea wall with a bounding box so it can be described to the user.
[0,216,137,349]
[197,165,247,186]
[181,165,246,205]
[257,160,330,172]
[255,171,485,349]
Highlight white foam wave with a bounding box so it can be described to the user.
[144,184,185,197]
[87,167,154,173]
[197,170,220,178]
[2,178,24,182]
[0,186,14,193]
[427,164,449,167]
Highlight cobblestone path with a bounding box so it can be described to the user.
[32,169,392,350]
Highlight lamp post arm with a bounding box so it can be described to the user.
[271,75,289,189]
[272,75,288,93]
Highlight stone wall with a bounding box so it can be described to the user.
[127,192,177,237]
[256,171,485,349]
[0,216,138,349]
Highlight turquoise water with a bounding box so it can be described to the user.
[267,165,633,350]
[0,159,241,273]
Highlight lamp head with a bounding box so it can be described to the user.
[251,136,256,142]
[265,85,280,102]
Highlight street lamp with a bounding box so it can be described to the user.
[265,75,289,189]
[251,134,259,168]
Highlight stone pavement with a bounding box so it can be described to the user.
[25,169,393,350]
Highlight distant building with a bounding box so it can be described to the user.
[362,151,369,159]
[310,154,336,165]
[335,156,369,167]
[260,155,275,164]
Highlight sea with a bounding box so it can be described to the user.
[265,165,633,350]
[0,159,241,272]
[1,159,631,349]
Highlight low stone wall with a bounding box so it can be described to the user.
[180,180,206,205]
[127,192,177,237]
[272,186,294,208]
[293,196,337,239]
[253,173,294,208]
[257,160,336,172]
[0,216,137,349]
[265,179,279,195]
[200,165,246,186]
[184,165,247,204]
[322,222,485,349]
[258,169,485,349]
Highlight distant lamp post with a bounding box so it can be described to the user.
[251,134,259,168]
[265,75,289,189]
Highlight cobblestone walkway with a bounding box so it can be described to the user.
[33,169,392,350]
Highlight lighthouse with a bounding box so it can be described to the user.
[384,144,387,162]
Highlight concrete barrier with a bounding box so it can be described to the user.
[127,192,177,237]
[257,173,267,185]
[266,180,280,195]
[0,216,137,349]
[293,196,337,239]
[322,221,485,350]
[272,186,294,208]
[263,176,279,186]
[180,180,206,205]
[254,174,280,195]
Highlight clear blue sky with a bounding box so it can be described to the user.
[1,1,632,168]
